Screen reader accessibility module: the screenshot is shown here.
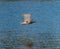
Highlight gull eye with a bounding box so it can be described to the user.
[26,21,28,23]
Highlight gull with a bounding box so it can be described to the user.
[21,14,35,25]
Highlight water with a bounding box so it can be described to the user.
[0,1,60,49]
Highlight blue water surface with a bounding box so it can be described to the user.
[0,1,60,49]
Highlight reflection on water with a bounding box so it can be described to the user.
[0,31,60,49]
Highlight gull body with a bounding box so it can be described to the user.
[21,14,31,24]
